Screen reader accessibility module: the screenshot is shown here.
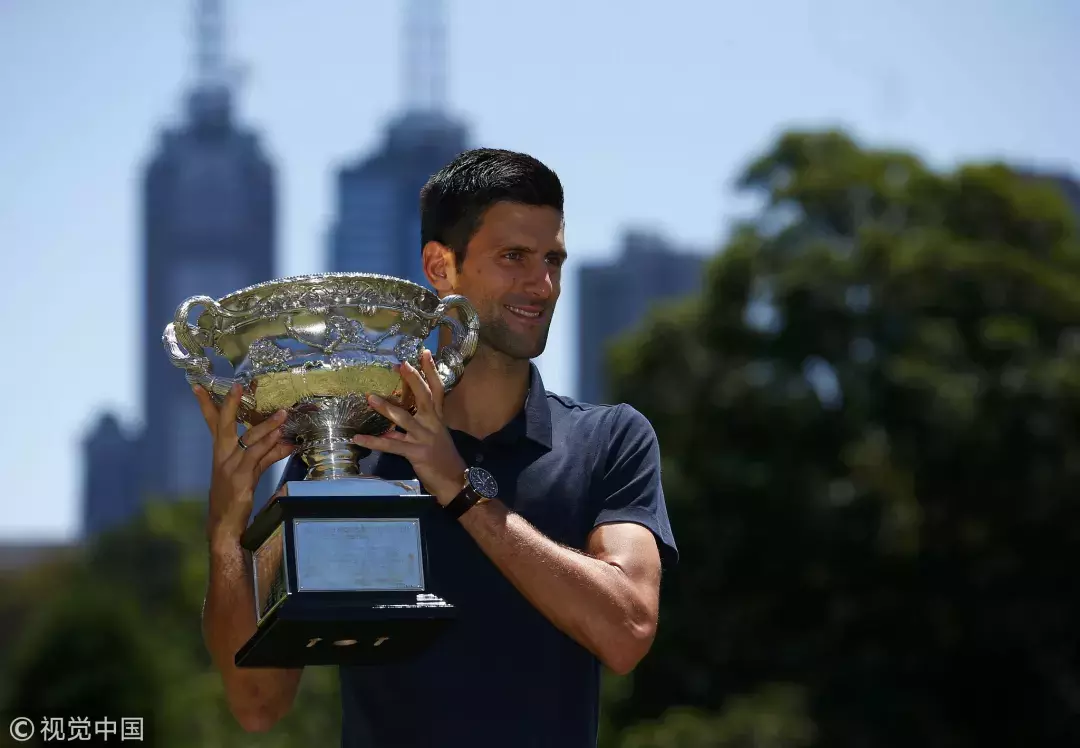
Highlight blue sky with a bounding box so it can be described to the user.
[1,0,1077,540]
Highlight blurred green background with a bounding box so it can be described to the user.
[4,128,1080,746]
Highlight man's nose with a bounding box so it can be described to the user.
[524,263,555,300]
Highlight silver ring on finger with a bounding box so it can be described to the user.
[237,434,249,451]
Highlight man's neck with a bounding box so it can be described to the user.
[441,346,532,441]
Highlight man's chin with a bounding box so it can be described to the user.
[478,334,548,362]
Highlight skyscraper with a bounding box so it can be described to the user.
[82,0,277,535]
[328,0,468,284]
[140,2,276,500]
[577,229,706,404]
[81,414,141,539]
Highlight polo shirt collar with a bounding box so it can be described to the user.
[476,363,552,449]
[522,363,553,449]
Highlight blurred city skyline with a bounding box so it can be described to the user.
[1,0,1078,540]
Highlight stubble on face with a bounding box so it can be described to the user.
[477,304,553,361]
[453,202,566,365]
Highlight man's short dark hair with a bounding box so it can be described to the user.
[420,148,564,268]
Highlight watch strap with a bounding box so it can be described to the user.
[444,483,483,519]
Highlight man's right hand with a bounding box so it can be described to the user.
[193,383,295,545]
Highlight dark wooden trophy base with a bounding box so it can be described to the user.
[236,484,454,668]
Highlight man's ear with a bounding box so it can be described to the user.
[422,241,457,295]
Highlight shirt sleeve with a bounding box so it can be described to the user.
[593,404,679,568]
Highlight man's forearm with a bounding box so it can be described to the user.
[203,539,302,731]
[457,500,656,674]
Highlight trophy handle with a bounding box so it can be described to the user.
[430,294,480,393]
[162,295,258,419]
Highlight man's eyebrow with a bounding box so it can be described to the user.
[495,244,567,258]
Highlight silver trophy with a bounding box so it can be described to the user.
[162,272,480,667]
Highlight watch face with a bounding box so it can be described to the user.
[467,466,499,499]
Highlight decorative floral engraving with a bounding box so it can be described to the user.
[394,336,423,364]
[248,338,293,370]
[327,316,365,348]
[162,273,481,479]
[216,273,440,325]
[283,315,405,356]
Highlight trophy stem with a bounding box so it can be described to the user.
[301,437,362,480]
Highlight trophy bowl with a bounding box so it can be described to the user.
[162,272,480,481]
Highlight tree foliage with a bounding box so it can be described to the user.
[604,129,1080,747]
[5,584,163,745]
[1,499,341,748]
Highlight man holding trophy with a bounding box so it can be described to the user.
[178,148,678,747]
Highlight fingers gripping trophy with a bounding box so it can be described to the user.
[162,273,479,667]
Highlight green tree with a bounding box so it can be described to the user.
[1,498,342,748]
[604,129,1080,746]
[619,683,815,748]
[4,583,163,746]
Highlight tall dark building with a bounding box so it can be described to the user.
[577,229,706,404]
[328,0,468,284]
[82,0,277,535]
[141,88,276,499]
[81,415,141,537]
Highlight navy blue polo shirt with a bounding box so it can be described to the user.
[276,364,677,747]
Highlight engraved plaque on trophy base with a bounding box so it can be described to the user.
[236,479,455,668]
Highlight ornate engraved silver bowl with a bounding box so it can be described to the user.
[162,273,479,480]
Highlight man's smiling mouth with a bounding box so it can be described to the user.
[505,305,543,319]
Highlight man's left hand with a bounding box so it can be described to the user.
[353,349,467,505]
